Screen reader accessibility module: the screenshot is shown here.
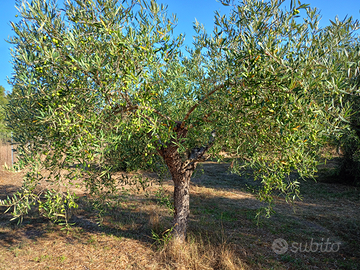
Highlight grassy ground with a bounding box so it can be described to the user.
[0,161,359,269]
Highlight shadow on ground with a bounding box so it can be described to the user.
[0,162,359,270]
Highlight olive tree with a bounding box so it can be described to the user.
[2,0,359,242]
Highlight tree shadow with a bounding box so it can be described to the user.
[191,161,262,193]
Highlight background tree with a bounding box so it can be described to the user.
[2,0,359,242]
[0,85,10,139]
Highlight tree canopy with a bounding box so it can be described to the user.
[2,0,360,241]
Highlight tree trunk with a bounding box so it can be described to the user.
[157,122,211,242]
[172,167,194,242]
[158,134,196,242]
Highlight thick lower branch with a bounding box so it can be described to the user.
[182,130,216,168]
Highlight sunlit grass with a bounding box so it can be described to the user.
[0,161,359,269]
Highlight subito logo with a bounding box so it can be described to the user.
[272,238,288,254]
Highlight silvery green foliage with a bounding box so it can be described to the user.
[2,0,359,229]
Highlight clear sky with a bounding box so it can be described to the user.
[0,0,359,93]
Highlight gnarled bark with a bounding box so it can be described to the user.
[159,142,194,241]
[158,123,215,242]
[172,164,196,242]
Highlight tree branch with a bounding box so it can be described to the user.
[182,130,216,170]
[111,104,171,121]
[181,82,230,129]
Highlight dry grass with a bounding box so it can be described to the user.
[0,161,359,269]
[0,232,160,269]
[157,238,247,270]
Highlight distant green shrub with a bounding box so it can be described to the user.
[0,85,10,139]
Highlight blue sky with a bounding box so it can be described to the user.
[0,0,359,93]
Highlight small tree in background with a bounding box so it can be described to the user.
[2,0,359,241]
[0,85,10,139]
